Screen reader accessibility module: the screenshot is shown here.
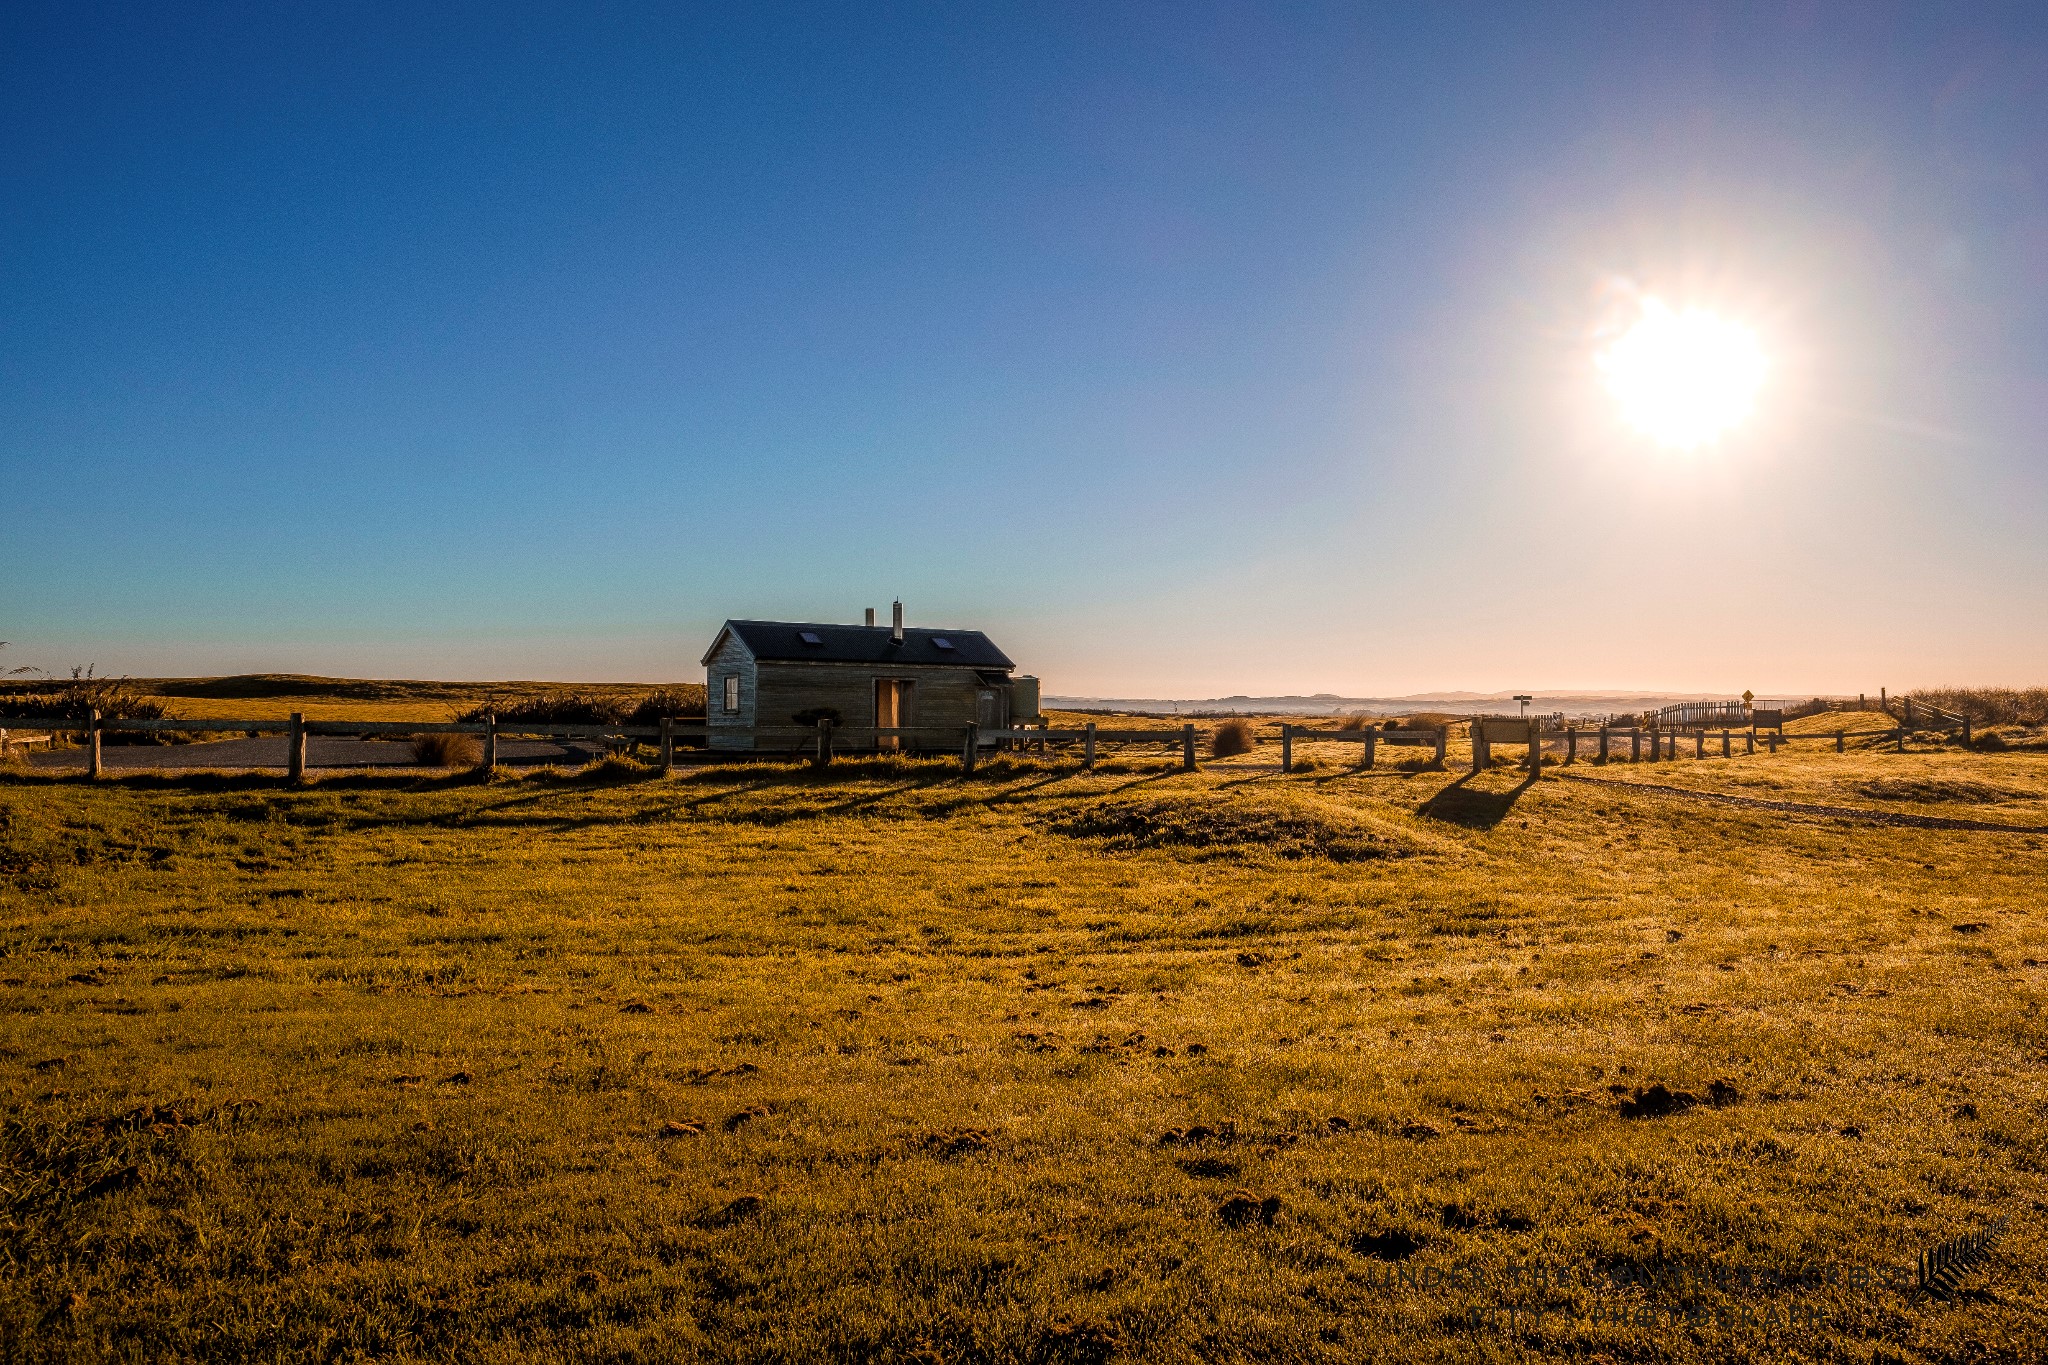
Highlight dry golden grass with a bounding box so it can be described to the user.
[2,740,2044,1361]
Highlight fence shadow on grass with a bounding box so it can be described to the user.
[1415,772,1537,830]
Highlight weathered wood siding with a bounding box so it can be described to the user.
[705,632,759,750]
[752,662,999,749]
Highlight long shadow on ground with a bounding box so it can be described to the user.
[1415,772,1537,829]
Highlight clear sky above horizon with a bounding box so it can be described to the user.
[4,3,2045,697]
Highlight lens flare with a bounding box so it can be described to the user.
[1597,299,1765,449]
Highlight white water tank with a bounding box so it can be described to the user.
[1008,675,1040,723]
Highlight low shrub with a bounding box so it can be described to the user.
[1910,687,2048,727]
[460,687,706,727]
[0,669,173,743]
[461,693,617,726]
[412,733,482,767]
[1210,720,1255,758]
[626,689,706,723]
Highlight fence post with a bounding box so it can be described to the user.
[1895,727,1905,753]
[1361,727,1376,770]
[1433,726,1447,768]
[1693,730,1704,760]
[1527,720,1541,777]
[1567,727,1578,764]
[1768,733,1778,755]
[1598,726,1609,763]
[1721,730,1731,758]
[1280,724,1292,774]
[1471,723,1487,773]
[814,718,832,769]
[1744,730,1753,755]
[88,708,103,779]
[1084,721,1097,769]
[658,717,672,774]
[1961,717,1972,747]
[1182,724,1196,772]
[287,711,306,782]
[962,723,978,774]
[1629,728,1640,762]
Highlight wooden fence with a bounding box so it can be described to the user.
[3,709,1932,782]
[1276,725,1447,774]
[1,711,1211,780]
[1461,719,1912,776]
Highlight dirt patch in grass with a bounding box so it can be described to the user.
[1043,790,1427,861]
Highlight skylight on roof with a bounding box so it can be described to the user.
[798,631,823,645]
[932,637,955,650]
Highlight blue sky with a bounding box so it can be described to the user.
[4,3,2044,695]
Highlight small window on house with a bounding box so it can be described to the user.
[932,636,955,650]
[798,631,822,646]
[723,675,740,714]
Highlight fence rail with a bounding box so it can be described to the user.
[3,707,1937,781]
[4,712,1218,779]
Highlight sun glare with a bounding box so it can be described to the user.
[1597,299,1765,449]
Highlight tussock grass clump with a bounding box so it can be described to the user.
[1046,790,1425,861]
[1209,719,1255,758]
[578,754,654,781]
[411,733,482,767]
[1337,712,1377,731]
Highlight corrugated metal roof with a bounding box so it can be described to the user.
[707,620,1015,669]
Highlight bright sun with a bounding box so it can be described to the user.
[1596,299,1765,449]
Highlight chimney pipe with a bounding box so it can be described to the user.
[891,600,904,644]
[865,607,875,627]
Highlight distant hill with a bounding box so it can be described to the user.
[1047,691,1775,718]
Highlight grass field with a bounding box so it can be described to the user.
[3,740,2044,1362]
[1,676,708,725]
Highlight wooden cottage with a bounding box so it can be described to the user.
[702,605,1039,751]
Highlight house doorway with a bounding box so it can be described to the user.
[874,679,914,750]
